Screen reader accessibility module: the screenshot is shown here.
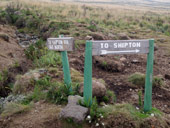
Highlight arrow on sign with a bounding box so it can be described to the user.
[101,49,140,55]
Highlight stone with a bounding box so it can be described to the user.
[59,95,88,123]
[165,74,170,80]
[120,57,127,63]
[59,104,88,123]
[19,41,31,48]
[79,79,107,98]
[13,69,46,94]
[68,95,83,105]
[85,35,93,40]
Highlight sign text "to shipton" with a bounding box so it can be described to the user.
[92,40,150,55]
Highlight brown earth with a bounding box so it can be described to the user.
[0,24,31,72]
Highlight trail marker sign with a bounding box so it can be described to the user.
[83,39,154,112]
[47,36,75,92]
[47,37,74,51]
[92,40,149,55]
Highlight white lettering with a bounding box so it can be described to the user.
[114,43,117,48]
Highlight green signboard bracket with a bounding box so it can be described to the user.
[144,39,154,112]
[83,41,93,106]
[60,35,72,92]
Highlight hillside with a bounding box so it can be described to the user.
[0,0,170,127]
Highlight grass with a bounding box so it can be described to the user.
[99,103,163,120]
[128,72,165,87]
[1,103,31,117]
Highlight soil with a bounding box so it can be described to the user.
[0,25,32,97]
[0,25,31,71]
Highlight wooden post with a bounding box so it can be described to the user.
[83,41,92,106]
[144,39,154,112]
[60,35,72,92]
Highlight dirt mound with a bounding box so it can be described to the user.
[0,24,28,71]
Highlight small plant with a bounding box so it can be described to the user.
[87,25,97,32]
[138,90,143,108]
[102,90,116,103]
[31,85,46,102]
[46,83,71,104]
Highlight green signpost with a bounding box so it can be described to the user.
[83,41,93,106]
[47,35,75,93]
[83,39,154,111]
[144,39,154,112]
[60,35,72,92]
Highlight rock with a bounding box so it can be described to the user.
[117,33,131,40]
[19,41,31,48]
[85,35,93,40]
[120,57,127,63]
[0,33,9,42]
[59,95,88,123]
[90,33,105,40]
[13,69,47,94]
[79,79,107,98]
[68,95,83,105]
[165,74,170,80]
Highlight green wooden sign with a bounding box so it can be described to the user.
[83,39,154,112]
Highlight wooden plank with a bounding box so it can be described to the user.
[92,40,150,55]
[46,37,75,51]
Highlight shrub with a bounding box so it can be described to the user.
[128,72,164,87]
[46,83,71,104]
[5,3,22,24]
[102,90,116,103]
[87,25,97,32]
[128,72,145,87]
[24,39,46,60]
[34,50,62,68]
